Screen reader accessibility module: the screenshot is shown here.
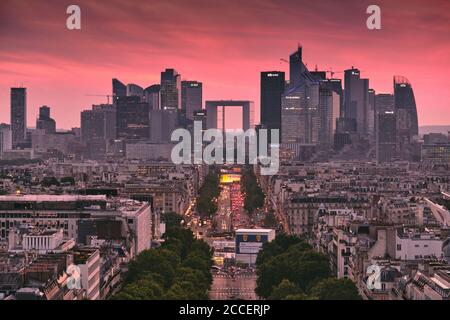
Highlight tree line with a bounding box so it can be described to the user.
[241,165,265,215]
[196,167,220,217]
[256,234,361,300]
[114,212,213,300]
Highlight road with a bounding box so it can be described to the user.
[210,270,258,300]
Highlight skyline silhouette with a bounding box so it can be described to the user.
[0,0,449,128]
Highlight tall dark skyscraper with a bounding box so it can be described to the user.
[160,69,181,111]
[319,78,343,115]
[36,106,56,134]
[10,88,27,149]
[260,71,285,133]
[112,78,127,98]
[0,123,12,158]
[81,104,116,143]
[375,93,396,163]
[289,46,304,86]
[318,84,340,150]
[367,89,376,142]
[343,68,369,136]
[81,104,116,159]
[116,96,150,142]
[281,48,320,145]
[181,81,203,121]
[394,76,419,152]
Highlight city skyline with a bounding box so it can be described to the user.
[0,0,449,129]
[1,0,450,304]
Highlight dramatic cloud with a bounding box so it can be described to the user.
[0,0,449,128]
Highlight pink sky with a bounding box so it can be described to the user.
[0,0,449,129]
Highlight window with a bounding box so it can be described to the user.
[397,244,401,251]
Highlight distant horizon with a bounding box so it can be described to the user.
[1,0,449,128]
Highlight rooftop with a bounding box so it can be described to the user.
[0,194,107,203]
[236,229,274,234]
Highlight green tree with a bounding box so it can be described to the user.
[125,249,180,287]
[196,168,220,217]
[269,279,306,300]
[310,278,361,300]
[164,281,199,300]
[60,176,75,185]
[256,234,308,267]
[263,212,278,228]
[161,211,183,230]
[114,274,164,300]
[115,221,213,300]
[241,166,265,215]
[256,248,329,298]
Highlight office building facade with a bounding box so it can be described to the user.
[160,69,181,110]
[260,71,285,134]
[181,81,203,121]
[343,68,369,136]
[10,88,27,148]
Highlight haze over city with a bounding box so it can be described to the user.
[0,0,449,129]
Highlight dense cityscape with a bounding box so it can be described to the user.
[0,42,449,301]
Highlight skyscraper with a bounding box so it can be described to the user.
[116,96,150,142]
[260,71,285,134]
[36,106,56,134]
[126,83,144,100]
[144,85,161,110]
[367,89,376,142]
[181,81,203,121]
[10,88,27,149]
[343,68,369,136]
[318,85,340,149]
[150,109,178,143]
[160,69,181,111]
[112,79,127,98]
[375,93,396,163]
[81,104,116,159]
[281,83,320,145]
[289,46,303,86]
[0,124,12,159]
[394,76,419,153]
[282,47,320,145]
[81,104,116,143]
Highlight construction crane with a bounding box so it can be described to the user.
[326,68,344,79]
[280,58,308,68]
[85,94,113,104]
[327,67,367,78]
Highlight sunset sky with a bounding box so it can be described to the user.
[0,0,449,129]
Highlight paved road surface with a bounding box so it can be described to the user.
[210,271,258,300]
